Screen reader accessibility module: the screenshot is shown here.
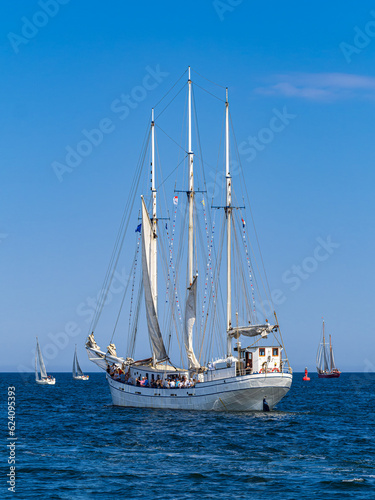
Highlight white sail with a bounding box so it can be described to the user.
[35,348,39,381]
[141,197,168,360]
[76,353,83,376]
[36,337,47,379]
[228,323,276,339]
[73,346,84,377]
[184,276,200,370]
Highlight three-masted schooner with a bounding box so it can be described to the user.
[316,320,341,378]
[85,68,293,411]
[35,337,55,385]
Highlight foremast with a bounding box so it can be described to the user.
[140,109,168,362]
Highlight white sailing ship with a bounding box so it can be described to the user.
[35,337,55,385]
[73,345,89,380]
[86,68,292,411]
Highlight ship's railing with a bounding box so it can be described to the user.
[236,361,291,376]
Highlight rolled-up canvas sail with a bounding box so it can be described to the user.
[141,197,167,361]
[184,276,200,370]
[228,323,276,339]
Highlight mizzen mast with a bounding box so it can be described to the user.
[225,88,232,357]
[151,108,157,312]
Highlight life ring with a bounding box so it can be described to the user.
[272,368,280,372]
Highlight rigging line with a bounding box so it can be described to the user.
[232,188,271,316]
[156,154,188,190]
[156,124,188,154]
[95,133,150,325]
[230,111,274,305]
[155,133,169,221]
[212,108,226,203]
[155,82,187,120]
[199,212,217,363]
[233,215,252,320]
[126,233,141,341]
[127,280,143,359]
[191,85,213,226]
[202,216,225,362]
[175,86,188,192]
[153,68,187,109]
[191,68,226,89]
[88,125,150,334]
[90,124,150,332]
[193,81,225,102]
[110,236,139,343]
[165,207,186,364]
[242,223,269,318]
[273,311,291,371]
[236,208,257,319]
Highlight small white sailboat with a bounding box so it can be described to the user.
[85,67,292,411]
[73,345,89,380]
[35,337,55,385]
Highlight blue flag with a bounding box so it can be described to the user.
[135,223,142,233]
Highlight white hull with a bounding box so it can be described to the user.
[36,378,56,385]
[73,375,89,380]
[107,372,292,411]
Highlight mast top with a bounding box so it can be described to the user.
[152,108,154,123]
[226,87,228,104]
[188,66,191,81]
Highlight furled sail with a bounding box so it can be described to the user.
[141,197,168,360]
[86,333,100,351]
[228,323,276,339]
[184,276,200,370]
[36,338,47,379]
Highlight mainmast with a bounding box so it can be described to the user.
[151,108,157,313]
[188,66,194,286]
[226,88,232,357]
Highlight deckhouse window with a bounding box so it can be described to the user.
[273,348,279,357]
[259,348,265,356]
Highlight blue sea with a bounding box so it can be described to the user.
[2,372,375,499]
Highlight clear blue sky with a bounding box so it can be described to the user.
[1,1,374,373]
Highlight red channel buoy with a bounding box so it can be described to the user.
[303,367,310,381]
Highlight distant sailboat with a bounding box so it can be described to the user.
[35,337,55,385]
[316,320,341,378]
[73,345,89,380]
